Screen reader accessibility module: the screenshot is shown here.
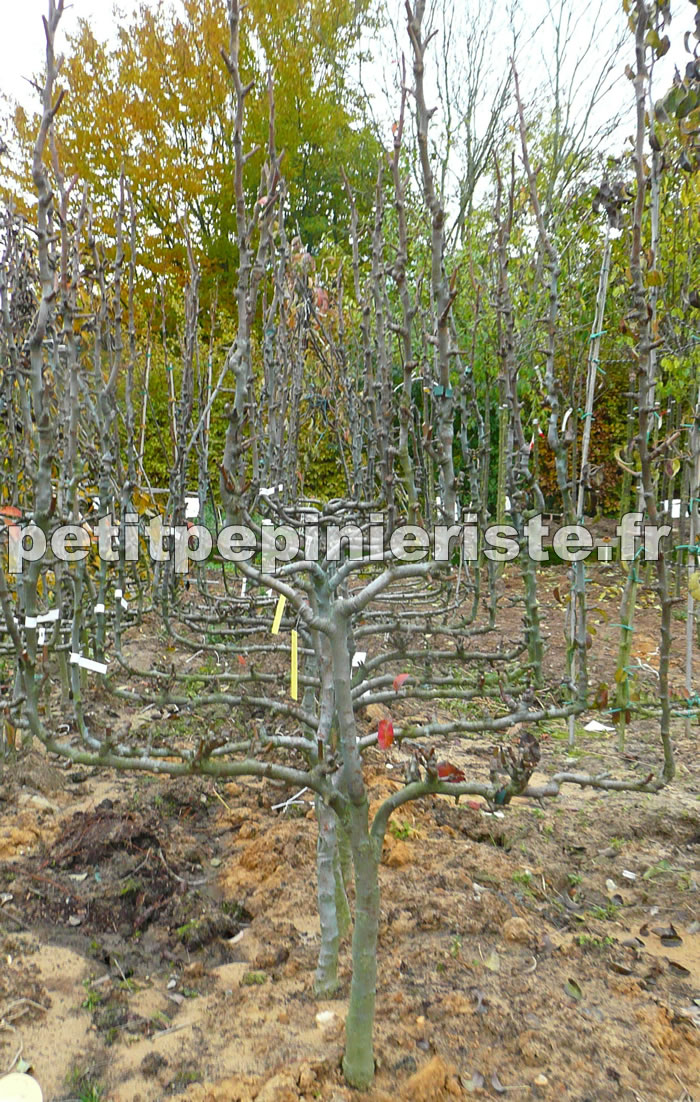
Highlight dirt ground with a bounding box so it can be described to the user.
[0,564,698,1102]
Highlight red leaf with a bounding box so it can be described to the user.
[393,672,410,691]
[0,505,21,519]
[467,800,482,811]
[377,718,394,750]
[594,684,609,710]
[436,761,466,783]
[237,655,247,667]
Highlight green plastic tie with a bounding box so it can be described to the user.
[589,330,607,340]
[611,623,634,631]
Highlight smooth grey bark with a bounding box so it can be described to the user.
[314,794,351,998]
[342,798,380,1090]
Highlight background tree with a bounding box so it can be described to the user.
[8,0,381,301]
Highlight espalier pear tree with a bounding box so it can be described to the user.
[0,0,685,1090]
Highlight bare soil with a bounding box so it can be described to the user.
[0,564,698,1102]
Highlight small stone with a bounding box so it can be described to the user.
[502,916,531,944]
[534,1074,548,1087]
[297,1064,317,1091]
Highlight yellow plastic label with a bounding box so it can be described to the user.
[271,593,286,634]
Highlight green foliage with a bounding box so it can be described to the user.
[299,412,347,500]
[241,970,268,985]
[65,1060,105,1102]
[11,0,381,303]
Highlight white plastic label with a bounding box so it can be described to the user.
[70,653,108,674]
[37,609,59,623]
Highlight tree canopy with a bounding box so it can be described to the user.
[10,0,381,297]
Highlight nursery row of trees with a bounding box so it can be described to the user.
[0,0,699,1088]
[2,0,698,508]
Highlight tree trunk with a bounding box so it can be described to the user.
[314,795,350,997]
[342,798,380,1090]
